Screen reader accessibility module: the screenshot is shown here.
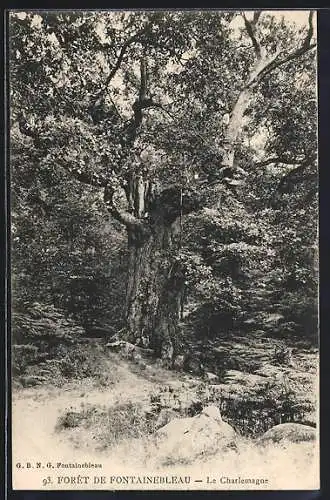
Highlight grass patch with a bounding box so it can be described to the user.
[16,342,121,388]
[56,400,159,451]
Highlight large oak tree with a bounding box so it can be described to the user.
[10,11,317,364]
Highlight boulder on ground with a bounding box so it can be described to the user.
[106,340,134,353]
[258,423,317,446]
[155,408,179,429]
[201,405,223,420]
[154,405,237,465]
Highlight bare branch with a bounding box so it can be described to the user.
[108,95,124,122]
[242,11,262,58]
[276,155,316,192]
[146,103,176,119]
[253,11,262,25]
[246,11,316,88]
[139,58,148,102]
[304,11,315,50]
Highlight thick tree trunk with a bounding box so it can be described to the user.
[125,218,183,366]
[108,171,187,366]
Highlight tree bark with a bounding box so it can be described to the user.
[105,169,185,365]
[222,88,253,170]
[125,218,183,366]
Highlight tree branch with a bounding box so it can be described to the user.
[246,11,316,88]
[276,155,316,192]
[123,57,153,144]
[139,58,147,102]
[104,184,146,229]
[94,23,151,103]
[269,154,317,205]
[256,44,316,84]
[242,11,262,59]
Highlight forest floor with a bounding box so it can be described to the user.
[12,333,319,490]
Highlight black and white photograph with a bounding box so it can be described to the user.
[9,9,319,490]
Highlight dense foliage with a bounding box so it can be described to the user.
[10,11,318,376]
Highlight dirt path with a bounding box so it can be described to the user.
[12,360,159,462]
[11,352,319,490]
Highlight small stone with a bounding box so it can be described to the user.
[205,372,218,382]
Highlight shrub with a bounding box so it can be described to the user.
[12,344,40,376]
[272,342,293,365]
[195,378,315,437]
[147,376,315,439]
[12,302,85,345]
[11,302,86,380]
[56,401,159,450]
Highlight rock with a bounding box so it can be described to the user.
[132,351,142,363]
[201,405,222,421]
[223,369,267,387]
[156,416,193,438]
[155,409,179,429]
[258,423,317,446]
[105,340,130,352]
[155,405,237,464]
[105,340,153,361]
[205,372,218,383]
[173,355,185,371]
[88,325,115,337]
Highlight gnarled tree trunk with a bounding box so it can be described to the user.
[104,170,190,365]
[125,218,184,365]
